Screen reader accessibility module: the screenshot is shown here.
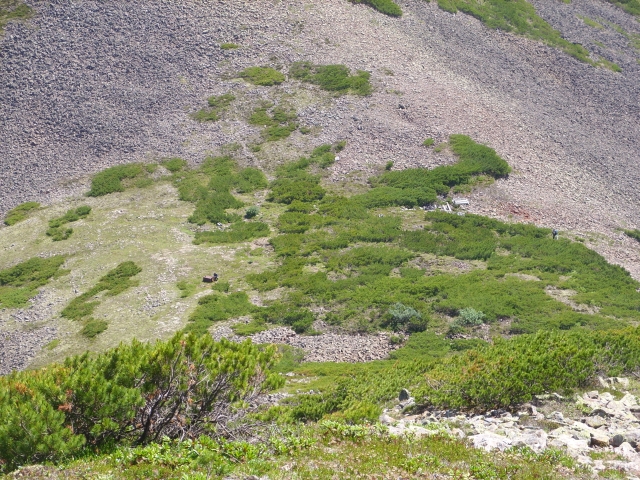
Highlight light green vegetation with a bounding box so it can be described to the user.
[248,103,299,141]
[423,137,435,146]
[46,205,91,241]
[87,163,148,197]
[597,56,622,71]
[578,14,604,29]
[3,201,40,226]
[239,66,285,86]
[349,0,403,17]
[160,157,187,172]
[625,228,640,242]
[290,61,373,96]
[191,93,235,122]
[220,42,239,49]
[0,0,32,35]
[433,0,593,63]
[0,256,67,308]
[61,261,142,338]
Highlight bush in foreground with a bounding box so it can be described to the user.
[0,332,283,472]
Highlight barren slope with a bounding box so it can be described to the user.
[1,0,639,278]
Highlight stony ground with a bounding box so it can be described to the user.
[1,0,639,278]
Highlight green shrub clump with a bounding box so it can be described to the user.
[0,332,283,472]
[61,261,142,337]
[249,104,298,141]
[3,201,40,226]
[193,222,270,245]
[192,93,235,122]
[349,0,402,17]
[87,164,145,197]
[161,157,187,172]
[0,256,67,308]
[624,229,640,242]
[435,0,591,63]
[290,62,372,96]
[220,42,239,49]
[245,206,259,219]
[239,66,285,86]
[46,206,91,241]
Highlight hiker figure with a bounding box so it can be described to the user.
[213,273,218,282]
[552,229,558,240]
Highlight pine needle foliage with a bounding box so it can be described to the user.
[87,164,146,197]
[0,332,283,472]
[434,0,591,63]
[46,205,91,241]
[349,0,402,16]
[290,62,372,96]
[0,256,67,308]
[3,201,40,226]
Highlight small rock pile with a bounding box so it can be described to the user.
[381,379,640,478]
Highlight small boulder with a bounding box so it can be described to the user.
[614,441,639,461]
[399,388,410,402]
[611,434,625,448]
[471,432,512,452]
[590,431,610,448]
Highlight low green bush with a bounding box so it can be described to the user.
[0,256,67,308]
[61,262,141,337]
[87,164,145,197]
[3,201,40,226]
[423,138,435,147]
[624,229,640,242]
[192,93,236,122]
[290,62,372,96]
[239,66,285,86]
[435,0,591,63]
[161,158,187,172]
[245,206,259,219]
[0,332,283,472]
[193,221,270,245]
[185,291,256,335]
[249,105,298,141]
[349,0,402,16]
[46,206,91,241]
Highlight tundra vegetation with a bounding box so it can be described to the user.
[3,134,640,477]
[0,0,32,35]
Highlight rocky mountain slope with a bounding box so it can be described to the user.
[1,0,640,280]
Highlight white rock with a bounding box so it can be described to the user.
[615,442,639,461]
[470,432,512,452]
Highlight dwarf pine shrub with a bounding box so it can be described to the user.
[0,332,283,472]
[0,256,67,308]
[290,62,372,96]
[239,66,285,86]
[87,164,145,196]
[46,205,91,241]
[3,201,39,226]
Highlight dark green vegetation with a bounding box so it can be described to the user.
[239,66,285,86]
[290,61,372,96]
[0,0,32,35]
[172,155,267,227]
[3,201,39,226]
[87,164,147,197]
[625,228,640,242]
[46,206,91,241]
[160,157,187,173]
[433,0,592,63]
[0,332,282,472]
[0,256,67,308]
[61,261,141,338]
[349,0,403,17]
[248,103,298,141]
[191,93,235,122]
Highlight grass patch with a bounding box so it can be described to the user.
[161,157,187,173]
[290,62,372,96]
[349,0,402,17]
[0,0,33,35]
[87,164,146,197]
[176,279,198,298]
[578,14,604,29]
[193,221,271,244]
[191,93,235,122]
[597,57,622,72]
[0,256,67,308]
[423,137,435,147]
[239,66,285,86]
[184,291,256,335]
[625,229,640,242]
[231,319,269,336]
[220,42,239,49]
[248,103,298,141]
[46,206,91,241]
[435,0,592,64]
[3,201,40,226]
[61,262,142,337]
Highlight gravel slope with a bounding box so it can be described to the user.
[1,0,639,281]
